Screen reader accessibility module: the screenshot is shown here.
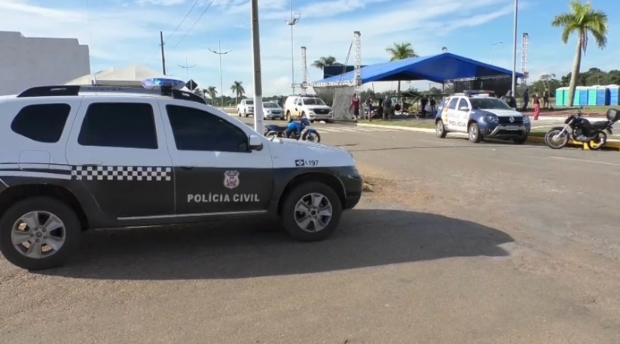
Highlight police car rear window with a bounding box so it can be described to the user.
[78,102,158,149]
[11,103,71,143]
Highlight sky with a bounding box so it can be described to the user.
[0,0,619,96]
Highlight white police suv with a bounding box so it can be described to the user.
[0,82,362,270]
[434,91,531,144]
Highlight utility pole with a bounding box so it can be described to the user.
[285,1,301,95]
[251,0,264,132]
[178,58,196,81]
[209,40,232,108]
[159,31,166,75]
[511,0,519,96]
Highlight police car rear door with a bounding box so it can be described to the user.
[65,98,175,219]
[444,97,459,130]
[160,101,274,216]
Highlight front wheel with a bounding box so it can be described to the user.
[0,197,82,270]
[436,120,447,138]
[280,182,343,242]
[587,131,607,150]
[302,131,321,143]
[544,128,569,149]
[265,131,281,139]
[468,123,483,143]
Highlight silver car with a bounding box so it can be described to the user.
[263,101,284,120]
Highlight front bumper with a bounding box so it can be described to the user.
[265,113,283,119]
[338,168,363,210]
[481,123,531,138]
[308,113,333,120]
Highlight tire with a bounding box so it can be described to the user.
[468,123,483,143]
[587,131,607,150]
[544,128,569,149]
[285,111,290,121]
[280,181,343,242]
[244,111,248,118]
[436,120,447,138]
[0,196,81,270]
[302,131,321,143]
[513,136,528,144]
[238,111,241,117]
[265,130,281,139]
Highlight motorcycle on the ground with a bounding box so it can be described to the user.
[544,108,620,150]
[264,117,321,143]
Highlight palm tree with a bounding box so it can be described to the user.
[230,81,245,105]
[386,42,419,98]
[551,0,608,107]
[312,56,341,70]
[206,86,218,105]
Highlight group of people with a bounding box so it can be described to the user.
[500,88,550,121]
[350,93,393,122]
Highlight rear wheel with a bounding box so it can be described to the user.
[0,196,82,270]
[280,182,342,242]
[436,120,447,138]
[587,131,607,150]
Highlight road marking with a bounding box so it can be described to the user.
[549,156,620,167]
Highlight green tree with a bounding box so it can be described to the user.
[551,0,608,106]
[311,56,341,70]
[385,42,419,99]
[230,81,245,105]
[206,86,218,106]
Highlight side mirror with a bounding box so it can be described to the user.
[458,106,470,111]
[248,134,263,151]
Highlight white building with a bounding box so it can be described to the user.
[0,31,90,96]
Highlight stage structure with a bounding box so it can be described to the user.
[309,31,361,120]
[521,33,529,86]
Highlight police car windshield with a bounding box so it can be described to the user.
[303,98,325,105]
[470,98,512,110]
[263,102,279,108]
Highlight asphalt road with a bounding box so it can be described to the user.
[2,118,620,343]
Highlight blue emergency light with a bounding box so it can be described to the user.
[142,77,186,90]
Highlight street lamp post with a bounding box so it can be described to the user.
[491,41,503,65]
[511,0,519,95]
[285,2,301,94]
[208,40,232,108]
[250,0,264,132]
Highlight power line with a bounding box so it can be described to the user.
[172,0,216,50]
[147,0,201,62]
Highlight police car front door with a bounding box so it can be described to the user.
[455,98,470,131]
[444,97,459,130]
[162,104,274,216]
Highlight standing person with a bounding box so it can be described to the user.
[533,92,541,120]
[365,96,373,121]
[522,88,529,111]
[543,88,550,109]
[430,96,436,117]
[502,90,517,109]
[350,93,360,121]
[420,96,428,117]
[383,95,392,121]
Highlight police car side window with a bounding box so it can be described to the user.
[11,103,71,143]
[165,105,249,153]
[457,98,469,110]
[77,102,158,149]
[447,98,459,109]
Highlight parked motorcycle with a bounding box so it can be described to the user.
[544,108,620,150]
[264,117,321,143]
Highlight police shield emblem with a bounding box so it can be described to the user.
[223,170,240,189]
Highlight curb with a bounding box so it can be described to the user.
[358,123,620,151]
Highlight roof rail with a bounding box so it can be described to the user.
[16,85,206,104]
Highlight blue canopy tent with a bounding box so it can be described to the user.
[310,52,524,86]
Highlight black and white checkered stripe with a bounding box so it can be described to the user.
[71,166,172,181]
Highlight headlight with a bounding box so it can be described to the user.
[523,115,530,123]
[484,115,498,123]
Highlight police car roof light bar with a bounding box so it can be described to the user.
[17,85,206,104]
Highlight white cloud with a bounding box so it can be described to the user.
[1,0,588,97]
